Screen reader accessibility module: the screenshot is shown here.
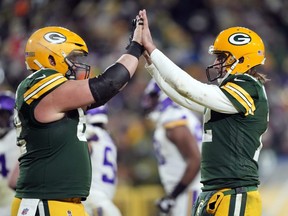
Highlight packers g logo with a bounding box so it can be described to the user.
[44,32,66,44]
[228,33,251,46]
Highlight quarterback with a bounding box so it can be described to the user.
[140,9,268,216]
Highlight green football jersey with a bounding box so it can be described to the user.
[201,74,269,191]
[14,69,91,199]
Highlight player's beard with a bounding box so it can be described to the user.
[217,70,229,85]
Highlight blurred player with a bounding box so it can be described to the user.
[142,79,202,216]
[84,105,122,216]
[0,90,18,216]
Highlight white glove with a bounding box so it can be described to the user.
[156,196,175,214]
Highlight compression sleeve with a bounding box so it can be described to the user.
[89,62,130,106]
[150,49,238,114]
[145,63,205,114]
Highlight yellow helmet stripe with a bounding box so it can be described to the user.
[221,82,255,115]
[164,119,188,129]
[24,75,67,104]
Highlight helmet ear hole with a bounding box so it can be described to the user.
[48,55,56,66]
[239,57,244,64]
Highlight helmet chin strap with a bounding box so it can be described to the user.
[217,59,239,85]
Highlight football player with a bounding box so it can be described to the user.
[140,9,268,216]
[84,105,122,216]
[142,79,202,216]
[0,91,18,216]
[11,15,144,216]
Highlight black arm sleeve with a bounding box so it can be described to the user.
[88,62,130,106]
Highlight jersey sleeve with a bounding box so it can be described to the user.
[23,69,67,105]
[220,75,258,116]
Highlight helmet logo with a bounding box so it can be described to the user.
[44,32,66,44]
[228,33,251,46]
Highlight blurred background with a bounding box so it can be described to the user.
[1,0,288,215]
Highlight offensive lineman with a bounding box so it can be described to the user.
[11,15,144,216]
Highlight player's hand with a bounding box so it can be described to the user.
[132,15,144,44]
[126,18,137,50]
[156,196,175,214]
[126,15,144,49]
[143,51,152,65]
[139,9,156,54]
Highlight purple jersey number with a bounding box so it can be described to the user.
[102,146,117,184]
[0,154,9,177]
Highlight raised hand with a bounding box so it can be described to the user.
[126,19,137,50]
[124,14,144,60]
[131,15,144,46]
[139,9,156,55]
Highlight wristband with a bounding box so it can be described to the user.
[170,182,188,199]
[126,41,144,59]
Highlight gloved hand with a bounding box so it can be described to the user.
[156,196,175,214]
[125,18,137,50]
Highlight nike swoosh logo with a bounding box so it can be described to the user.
[35,74,46,80]
[234,77,245,82]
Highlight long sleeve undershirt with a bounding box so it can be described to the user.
[147,49,238,114]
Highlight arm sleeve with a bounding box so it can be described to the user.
[88,63,130,106]
[150,49,239,114]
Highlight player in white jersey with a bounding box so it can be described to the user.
[0,90,18,216]
[142,79,203,216]
[84,105,122,216]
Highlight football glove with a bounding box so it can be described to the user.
[156,196,175,214]
[125,18,137,50]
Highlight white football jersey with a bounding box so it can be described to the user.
[0,129,18,215]
[84,124,121,216]
[86,124,118,199]
[151,103,203,216]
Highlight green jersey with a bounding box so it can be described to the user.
[14,69,91,199]
[201,74,269,191]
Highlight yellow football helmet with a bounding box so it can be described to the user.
[25,26,90,79]
[206,26,265,82]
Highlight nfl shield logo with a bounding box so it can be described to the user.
[21,208,29,215]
